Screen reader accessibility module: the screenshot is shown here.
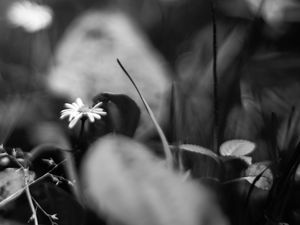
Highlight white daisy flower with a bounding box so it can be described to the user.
[60,98,107,129]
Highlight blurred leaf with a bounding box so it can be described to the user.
[92,92,141,137]
[0,168,35,207]
[277,107,300,152]
[177,26,247,146]
[218,0,253,19]
[244,162,273,190]
[29,122,70,149]
[82,135,228,225]
[47,10,171,137]
[0,97,28,144]
[221,157,249,180]
[245,0,300,25]
[0,217,25,225]
[290,209,300,225]
[295,164,300,184]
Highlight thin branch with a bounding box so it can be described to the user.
[32,197,58,225]
[29,144,83,205]
[62,151,83,205]
[24,168,38,225]
[0,159,67,208]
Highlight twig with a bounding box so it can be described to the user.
[0,159,67,208]
[24,167,38,225]
[62,151,83,205]
[32,197,58,225]
[29,144,83,205]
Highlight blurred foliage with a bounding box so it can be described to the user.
[1,0,300,225]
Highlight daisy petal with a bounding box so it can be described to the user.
[90,113,101,119]
[92,108,105,113]
[98,111,107,116]
[68,115,77,122]
[61,111,77,117]
[72,102,80,109]
[60,114,70,119]
[68,114,82,129]
[61,109,75,113]
[76,98,84,107]
[64,103,76,109]
[93,102,103,108]
[87,113,95,122]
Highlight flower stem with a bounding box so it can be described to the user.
[76,118,86,150]
[79,118,86,141]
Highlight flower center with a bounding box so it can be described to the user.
[78,106,90,114]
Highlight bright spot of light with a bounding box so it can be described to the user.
[6,1,53,32]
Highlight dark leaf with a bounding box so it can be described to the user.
[5,183,85,225]
[31,183,85,225]
[222,178,269,225]
[177,144,222,179]
[91,93,141,138]
[221,157,249,181]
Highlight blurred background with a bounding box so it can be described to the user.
[1,0,300,160]
[2,1,300,225]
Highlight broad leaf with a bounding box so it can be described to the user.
[243,162,273,190]
[220,139,256,157]
[47,10,170,137]
[82,135,228,225]
[92,93,141,137]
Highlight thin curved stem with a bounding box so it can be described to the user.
[117,59,173,168]
[210,0,219,153]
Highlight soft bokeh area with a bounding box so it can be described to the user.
[1,0,300,225]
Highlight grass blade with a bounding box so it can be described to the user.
[210,0,219,152]
[117,59,173,168]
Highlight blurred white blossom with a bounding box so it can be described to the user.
[6,1,53,32]
[60,98,106,129]
[245,0,300,26]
